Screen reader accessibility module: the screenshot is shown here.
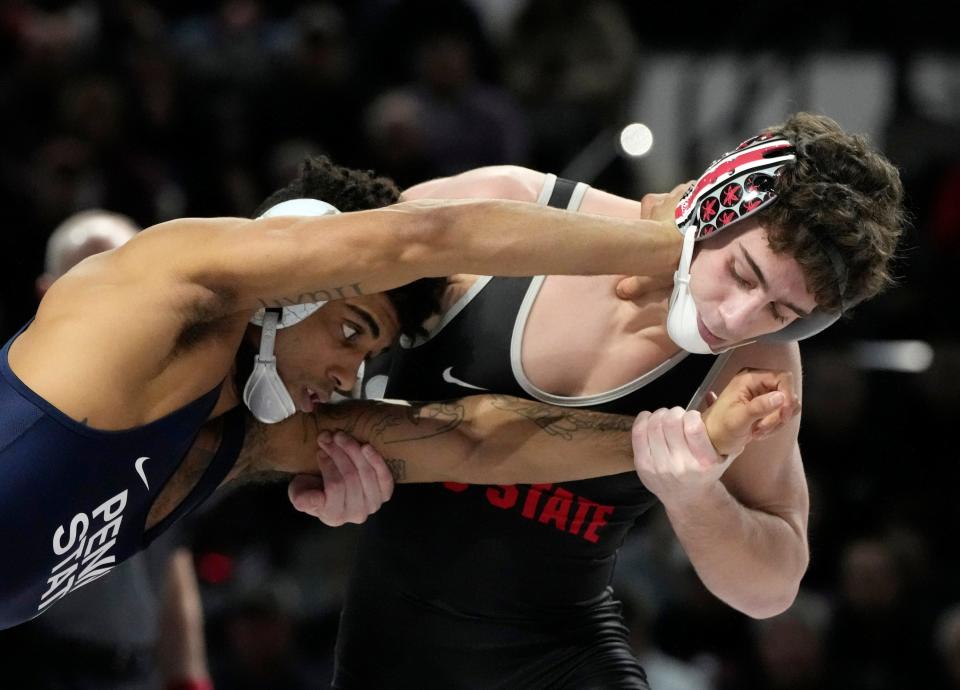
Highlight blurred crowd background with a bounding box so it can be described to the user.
[1,1,959,689]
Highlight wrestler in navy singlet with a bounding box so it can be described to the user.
[0,327,244,630]
[333,181,718,689]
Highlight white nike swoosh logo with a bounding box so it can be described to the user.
[441,367,488,391]
[134,456,150,490]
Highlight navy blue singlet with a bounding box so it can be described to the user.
[0,328,245,630]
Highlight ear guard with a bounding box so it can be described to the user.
[242,198,339,423]
[672,133,848,346]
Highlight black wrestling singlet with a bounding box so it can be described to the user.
[334,177,718,690]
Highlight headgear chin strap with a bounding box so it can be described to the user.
[242,198,340,423]
[666,226,713,354]
[667,133,848,352]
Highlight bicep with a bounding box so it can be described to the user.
[720,423,809,535]
[120,209,430,315]
[712,342,809,532]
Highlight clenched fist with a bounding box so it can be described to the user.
[701,367,800,456]
[632,367,799,509]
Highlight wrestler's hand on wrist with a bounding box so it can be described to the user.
[632,407,733,511]
[287,430,394,526]
[700,367,800,457]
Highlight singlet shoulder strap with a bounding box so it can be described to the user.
[537,174,590,211]
[142,404,246,547]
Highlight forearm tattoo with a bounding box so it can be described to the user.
[237,412,270,475]
[486,395,633,441]
[306,400,466,446]
[306,396,631,448]
[256,283,363,309]
[385,458,407,482]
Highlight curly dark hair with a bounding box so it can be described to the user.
[253,155,446,339]
[756,112,905,312]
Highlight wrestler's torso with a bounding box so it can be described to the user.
[335,274,717,688]
[0,328,246,630]
[0,257,249,630]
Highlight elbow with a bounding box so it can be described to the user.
[741,583,801,620]
[458,433,493,484]
[454,398,514,485]
[741,549,808,620]
[391,200,458,273]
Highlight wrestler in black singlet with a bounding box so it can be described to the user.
[334,179,718,689]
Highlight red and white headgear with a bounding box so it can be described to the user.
[667,133,848,353]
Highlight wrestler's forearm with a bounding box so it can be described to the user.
[304,396,636,484]
[663,480,808,619]
[421,200,679,289]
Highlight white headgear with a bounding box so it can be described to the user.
[242,198,340,423]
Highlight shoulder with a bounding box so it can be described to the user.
[9,248,246,427]
[402,166,544,203]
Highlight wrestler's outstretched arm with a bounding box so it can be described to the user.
[235,367,794,487]
[115,197,680,317]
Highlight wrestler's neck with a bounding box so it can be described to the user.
[212,331,260,419]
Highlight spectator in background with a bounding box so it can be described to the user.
[34,210,138,296]
[263,3,366,167]
[363,90,434,188]
[504,0,637,186]
[211,579,319,690]
[170,0,277,216]
[826,536,937,690]
[652,566,759,690]
[0,209,212,690]
[362,0,527,185]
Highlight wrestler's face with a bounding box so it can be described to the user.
[274,294,400,412]
[688,218,817,349]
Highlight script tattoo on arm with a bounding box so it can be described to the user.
[256,283,364,310]
[486,395,633,440]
